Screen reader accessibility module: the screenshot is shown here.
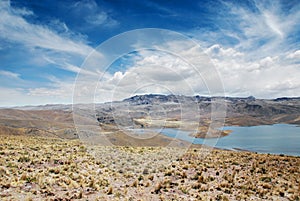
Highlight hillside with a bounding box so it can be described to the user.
[0,134,299,200]
[0,95,299,140]
[0,95,299,200]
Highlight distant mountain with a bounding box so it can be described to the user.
[122,94,300,116]
[11,104,72,111]
[0,94,299,139]
[100,94,300,126]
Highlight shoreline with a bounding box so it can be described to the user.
[111,128,300,157]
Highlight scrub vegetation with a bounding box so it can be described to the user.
[0,134,299,200]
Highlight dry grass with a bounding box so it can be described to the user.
[0,134,299,200]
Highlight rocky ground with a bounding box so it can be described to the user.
[0,94,299,200]
[0,134,299,201]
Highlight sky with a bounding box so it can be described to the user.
[0,0,299,106]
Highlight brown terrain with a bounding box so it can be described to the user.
[0,134,299,200]
[0,94,299,200]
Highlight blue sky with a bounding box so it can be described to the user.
[0,0,299,106]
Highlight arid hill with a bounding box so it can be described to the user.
[0,94,299,140]
[0,95,299,200]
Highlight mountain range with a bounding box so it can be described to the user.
[0,94,299,140]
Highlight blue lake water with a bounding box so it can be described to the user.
[151,124,300,156]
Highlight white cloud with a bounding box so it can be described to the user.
[48,19,69,33]
[26,78,77,104]
[63,63,99,76]
[92,36,299,102]
[200,0,299,62]
[0,0,108,106]
[263,11,283,38]
[287,50,300,59]
[19,38,299,106]
[0,70,20,78]
[207,44,300,97]
[87,13,108,25]
[205,44,244,59]
[186,1,300,98]
[72,0,118,27]
[86,12,118,27]
[11,5,33,16]
[0,87,72,107]
[0,0,299,107]
[90,44,219,103]
[0,0,93,56]
[44,56,100,76]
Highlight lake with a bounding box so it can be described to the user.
[148,124,300,156]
